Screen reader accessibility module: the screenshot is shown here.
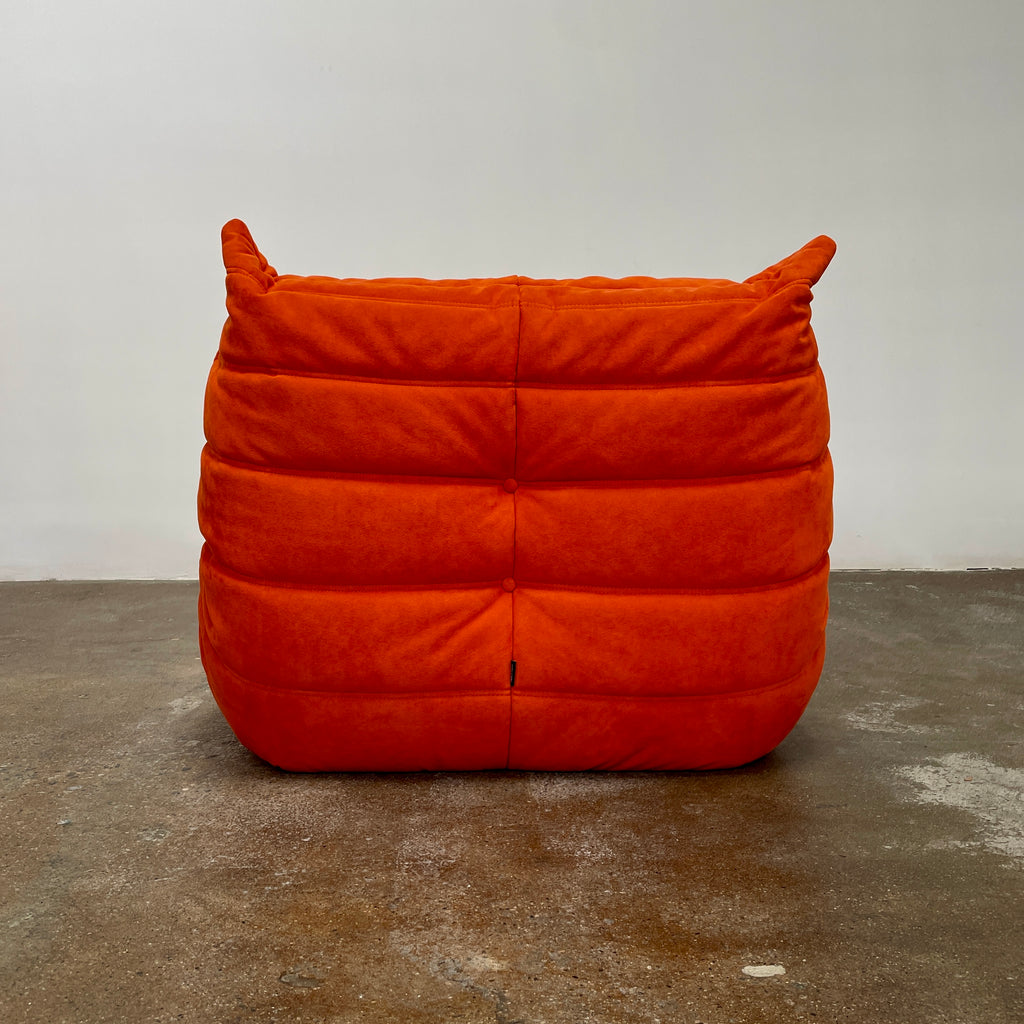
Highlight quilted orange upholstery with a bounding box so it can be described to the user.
[199,219,836,771]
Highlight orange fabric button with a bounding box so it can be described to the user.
[503,478,518,493]
[502,577,516,592]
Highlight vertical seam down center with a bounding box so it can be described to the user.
[506,277,522,768]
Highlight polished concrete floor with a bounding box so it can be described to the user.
[1,572,1021,1024]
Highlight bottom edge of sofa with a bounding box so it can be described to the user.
[199,627,824,772]
[507,644,824,771]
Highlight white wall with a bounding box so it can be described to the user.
[1,0,1021,578]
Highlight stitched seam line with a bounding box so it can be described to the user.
[517,449,830,488]
[519,297,759,310]
[215,356,820,390]
[201,443,829,485]
[242,289,767,309]
[201,550,510,594]
[518,279,811,309]
[217,358,511,387]
[515,368,820,390]
[202,445,504,483]
[507,644,824,703]
[264,288,519,309]
[200,549,829,596]
[507,277,523,768]
[226,269,270,290]
[516,555,830,596]
[231,273,808,307]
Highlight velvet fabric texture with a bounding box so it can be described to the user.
[199,220,836,771]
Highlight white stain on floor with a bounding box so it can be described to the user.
[525,774,644,802]
[464,953,507,973]
[742,964,786,977]
[169,695,204,714]
[894,752,1024,863]
[396,834,461,877]
[545,823,615,862]
[966,603,1018,625]
[845,697,929,734]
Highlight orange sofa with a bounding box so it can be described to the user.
[199,220,836,771]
